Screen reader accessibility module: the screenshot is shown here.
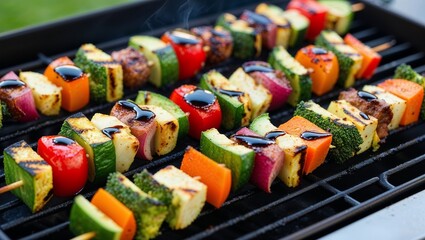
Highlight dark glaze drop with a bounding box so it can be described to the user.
[0,79,25,88]
[246,11,271,25]
[242,64,274,73]
[265,130,286,140]
[54,65,83,81]
[53,137,75,146]
[102,127,121,138]
[233,135,274,147]
[118,100,155,121]
[211,29,228,38]
[218,89,244,97]
[300,131,331,140]
[359,111,370,120]
[357,90,378,102]
[184,88,216,109]
[311,47,328,55]
[170,30,200,45]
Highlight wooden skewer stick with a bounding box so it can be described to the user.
[372,40,396,52]
[352,3,365,12]
[0,180,23,194]
[70,232,96,240]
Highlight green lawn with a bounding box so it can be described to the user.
[0,0,132,34]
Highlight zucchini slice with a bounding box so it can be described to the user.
[3,140,53,212]
[91,113,139,173]
[216,13,261,59]
[129,36,179,87]
[200,128,255,190]
[75,43,123,102]
[59,112,116,183]
[69,195,122,240]
[153,166,207,230]
[199,70,252,130]
[268,46,312,106]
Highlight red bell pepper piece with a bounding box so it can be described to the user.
[344,33,382,79]
[37,135,88,197]
[161,29,206,80]
[287,0,327,41]
[170,84,221,139]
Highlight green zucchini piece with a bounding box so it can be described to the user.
[69,195,122,240]
[319,0,353,35]
[216,13,261,59]
[200,128,255,190]
[294,101,363,163]
[3,140,53,212]
[59,112,115,183]
[268,46,312,106]
[199,70,252,130]
[74,43,123,103]
[106,172,168,240]
[129,36,179,87]
[315,30,362,88]
[282,9,309,47]
[135,91,189,138]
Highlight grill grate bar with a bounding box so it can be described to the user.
[281,169,425,240]
[374,52,425,75]
[186,183,322,240]
[237,178,379,240]
[0,199,20,212]
[20,221,69,240]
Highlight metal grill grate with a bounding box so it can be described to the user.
[1,1,425,239]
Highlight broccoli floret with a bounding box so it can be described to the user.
[294,101,363,163]
[394,64,425,119]
[105,172,167,240]
[133,170,173,206]
[315,31,355,88]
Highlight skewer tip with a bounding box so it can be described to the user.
[0,180,24,194]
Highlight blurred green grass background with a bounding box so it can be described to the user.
[0,0,132,34]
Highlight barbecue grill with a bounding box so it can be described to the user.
[1,0,425,239]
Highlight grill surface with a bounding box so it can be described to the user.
[1,1,425,239]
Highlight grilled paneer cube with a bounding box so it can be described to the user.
[91,113,139,173]
[139,105,179,156]
[75,44,123,102]
[295,101,363,163]
[328,100,378,154]
[229,67,272,119]
[3,140,53,212]
[19,71,62,116]
[106,173,167,240]
[59,112,116,183]
[153,166,207,230]
[316,30,363,88]
[363,85,407,130]
[250,113,306,187]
